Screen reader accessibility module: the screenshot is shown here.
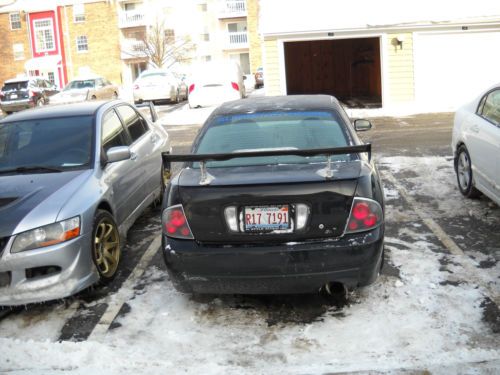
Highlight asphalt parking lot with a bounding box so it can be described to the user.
[0,104,499,374]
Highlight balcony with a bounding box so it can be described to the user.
[121,39,147,59]
[225,31,248,49]
[119,10,147,28]
[218,0,246,18]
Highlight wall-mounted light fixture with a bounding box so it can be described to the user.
[391,35,405,51]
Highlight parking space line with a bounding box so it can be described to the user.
[382,170,500,307]
[87,234,162,341]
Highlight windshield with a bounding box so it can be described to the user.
[194,110,353,167]
[64,80,96,91]
[0,116,94,172]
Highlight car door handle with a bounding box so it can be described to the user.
[150,134,159,144]
[130,152,137,160]
[470,125,480,133]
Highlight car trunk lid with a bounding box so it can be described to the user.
[177,161,361,243]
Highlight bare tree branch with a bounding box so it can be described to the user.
[122,16,196,69]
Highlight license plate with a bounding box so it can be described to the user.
[244,205,290,232]
[10,94,18,99]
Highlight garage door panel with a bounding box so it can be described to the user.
[415,31,500,109]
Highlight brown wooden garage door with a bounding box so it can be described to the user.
[284,38,381,107]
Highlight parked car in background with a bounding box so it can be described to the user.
[0,77,59,115]
[452,83,500,206]
[188,61,246,108]
[161,95,384,295]
[0,100,170,305]
[172,72,189,100]
[254,66,264,89]
[49,75,119,105]
[133,69,185,105]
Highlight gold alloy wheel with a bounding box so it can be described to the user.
[93,217,120,278]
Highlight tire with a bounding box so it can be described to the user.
[112,92,118,100]
[91,210,121,283]
[455,145,481,198]
[90,95,97,100]
[36,97,45,106]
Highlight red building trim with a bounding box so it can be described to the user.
[57,6,68,86]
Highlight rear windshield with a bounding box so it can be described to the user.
[194,110,353,167]
[0,116,94,171]
[2,81,29,91]
[64,80,95,90]
[140,72,167,79]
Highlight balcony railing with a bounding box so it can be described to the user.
[226,31,248,49]
[219,0,246,18]
[119,10,147,28]
[121,39,147,59]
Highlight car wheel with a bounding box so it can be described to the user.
[92,210,121,283]
[455,145,481,198]
[36,97,45,106]
[91,95,97,100]
[112,92,118,100]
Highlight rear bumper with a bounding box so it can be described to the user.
[162,227,384,294]
[0,98,34,112]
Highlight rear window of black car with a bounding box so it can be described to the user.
[195,110,353,167]
[2,81,28,91]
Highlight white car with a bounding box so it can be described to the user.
[452,83,500,206]
[188,61,246,108]
[133,69,184,104]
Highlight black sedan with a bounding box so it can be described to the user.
[161,95,384,295]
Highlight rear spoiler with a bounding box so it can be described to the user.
[162,144,371,185]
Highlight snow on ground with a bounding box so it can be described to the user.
[0,156,499,374]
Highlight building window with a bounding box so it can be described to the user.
[13,44,24,60]
[73,4,85,22]
[76,36,88,52]
[203,55,211,62]
[10,12,21,30]
[198,3,207,12]
[33,18,55,52]
[201,33,210,42]
[47,72,55,85]
[164,29,175,43]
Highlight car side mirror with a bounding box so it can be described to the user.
[354,119,372,132]
[106,146,131,163]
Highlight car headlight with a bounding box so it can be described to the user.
[11,216,81,253]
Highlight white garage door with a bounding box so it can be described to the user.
[414,30,500,111]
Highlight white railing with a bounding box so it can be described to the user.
[119,10,147,28]
[219,0,246,17]
[227,31,248,47]
[121,39,147,59]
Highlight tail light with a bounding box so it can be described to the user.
[0,91,4,99]
[345,198,383,234]
[231,82,239,91]
[189,84,195,94]
[29,90,35,97]
[133,84,139,90]
[162,204,194,239]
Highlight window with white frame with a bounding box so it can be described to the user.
[47,72,55,85]
[73,3,85,22]
[76,35,88,52]
[10,12,21,30]
[13,44,24,60]
[33,18,55,52]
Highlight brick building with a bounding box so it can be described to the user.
[0,0,121,89]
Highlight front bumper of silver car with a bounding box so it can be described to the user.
[0,232,98,306]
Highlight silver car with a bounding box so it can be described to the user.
[0,100,170,305]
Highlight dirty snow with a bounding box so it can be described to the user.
[0,156,499,374]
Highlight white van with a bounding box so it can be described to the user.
[188,61,246,108]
